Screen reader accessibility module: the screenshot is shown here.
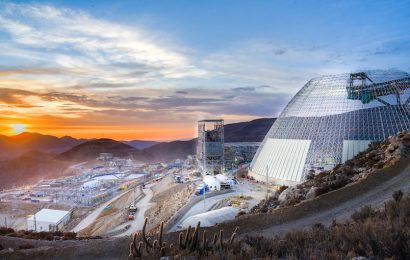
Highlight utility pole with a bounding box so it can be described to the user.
[203,184,206,211]
[34,213,37,232]
[266,165,269,200]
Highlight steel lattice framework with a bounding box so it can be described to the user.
[250,70,410,185]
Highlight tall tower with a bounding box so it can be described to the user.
[197,119,224,175]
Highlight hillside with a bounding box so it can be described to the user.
[57,139,153,163]
[0,151,70,189]
[123,140,159,150]
[224,118,275,142]
[0,132,87,160]
[141,118,275,162]
[143,139,197,163]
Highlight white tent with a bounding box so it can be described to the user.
[181,207,240,228]
[203,175,221,191]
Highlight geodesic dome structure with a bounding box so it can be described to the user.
[250,70,410,185]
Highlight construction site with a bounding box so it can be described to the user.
[0,120,270,239]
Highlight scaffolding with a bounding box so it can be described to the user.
[197,119,224,175]
[250,70,410,185]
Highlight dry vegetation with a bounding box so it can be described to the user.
[129,191,410,259]
[251,131,410,214]
[0,227,86,241]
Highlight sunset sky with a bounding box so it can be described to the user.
[0,0,409,140]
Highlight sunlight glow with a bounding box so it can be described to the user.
[11,124,27,134]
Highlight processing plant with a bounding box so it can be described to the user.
[250,70,410,185]
[197,119,225,175]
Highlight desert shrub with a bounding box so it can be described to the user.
[277,185,288,194]
[53,230,63,236]
[392,190,403,202]
[236,210,246,218]
[351,205,377,222]
[0,227,15,235]
[63,231,77,240]
[306,170,315,180]
[18,244,34,250]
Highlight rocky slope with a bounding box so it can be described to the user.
[251,130,410,213]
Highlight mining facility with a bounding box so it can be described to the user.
[250,70,410,185]
[197,119,225,175]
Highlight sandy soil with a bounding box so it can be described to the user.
[78,188,142,237]
[144,175,194,231]
[206,159,410,238]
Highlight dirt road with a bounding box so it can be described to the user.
[256,162,410,237]
[113,185,155,237]
[72,190,130,233]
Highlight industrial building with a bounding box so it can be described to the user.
[197,119,224,175]
[224,142,260,170]
[27,209,71,232]
[250,70,410,185]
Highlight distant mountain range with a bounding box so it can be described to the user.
[0,118,275,189]
[123,140,160,150]
[0,132,87,160]
[56,138,153,163]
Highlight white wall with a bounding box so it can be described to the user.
[251,138,311,183]
[27,213,71,232]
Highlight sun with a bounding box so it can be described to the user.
[11,124,27,134]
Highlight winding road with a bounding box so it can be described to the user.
[113,185,155,237]
[254,162,410,237]
[72,190,132,233]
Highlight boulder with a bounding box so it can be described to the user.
[305,186,318,200]
[278,186,304,204]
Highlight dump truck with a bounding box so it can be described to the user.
[128,202,137,220]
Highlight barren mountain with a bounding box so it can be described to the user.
[0,132,87,160]
[123,140,159,150]
[0,151,70,189]
[57,139,153,163]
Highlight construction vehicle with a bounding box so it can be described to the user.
[128,190,138,220]
[128,202,137,220]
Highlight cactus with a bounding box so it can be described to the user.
[202,230,207,251]
[219,229,224,249]
[183,225,191,249]
[129,233,141,258]
[178,232,184,249]
[160,246,166,257]
[230,227,238,244]
[190,221,201,249]
[145,237,151,253]
[159,221,164,246]
[229,232,236,244]
[142,217,153,248]
[153,239,158,249]
[138,241,143,253]
[212,233,218,246]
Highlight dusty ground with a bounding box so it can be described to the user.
[64,207,95,232]
[204,159,410,238]
[1,160,410,259]
[78,188,142,237]
[144,174,194,231]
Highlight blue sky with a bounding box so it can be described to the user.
[0,0,409,140]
